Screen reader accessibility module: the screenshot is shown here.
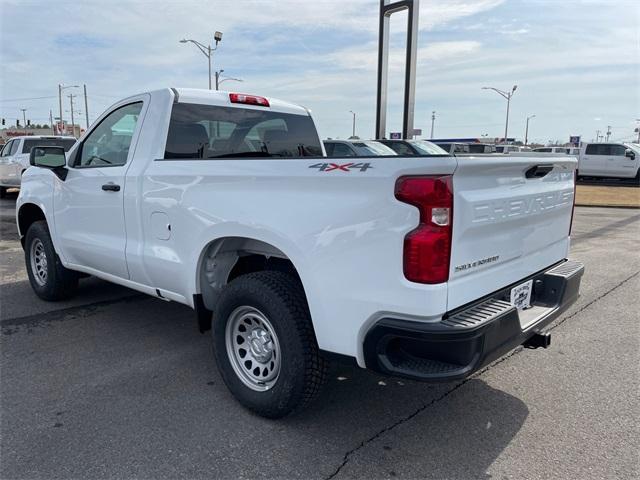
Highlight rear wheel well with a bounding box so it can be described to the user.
[18,204,46,245]
[196,237,305,332]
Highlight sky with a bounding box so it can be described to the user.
[0,0,638,144]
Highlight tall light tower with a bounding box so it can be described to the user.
[349,110,356,138]
[524,114,535,146]
[482,85,518,143]
[20,109,27,135]
[180,31,223,90]
[430,111,436,139]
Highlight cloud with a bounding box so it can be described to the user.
[0,0,637,143]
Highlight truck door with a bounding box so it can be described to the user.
[606,144,633,178]
[53,100,147,279]
[579,144,606,176]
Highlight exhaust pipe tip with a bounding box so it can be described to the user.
[523,332,551,349]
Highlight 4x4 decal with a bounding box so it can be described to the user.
[308,162,373,172]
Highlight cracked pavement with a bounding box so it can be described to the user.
[1,191,639,480]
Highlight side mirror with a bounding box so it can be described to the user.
[30,146,66,168]
[29,146,68,180]
[625,149,636,160]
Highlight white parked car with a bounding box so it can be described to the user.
[16,88,584,417]
[532,147,571,154]
[494,144,523,154]
[578,143,640,182]
[0,135,76,197]
[323,139,397,157]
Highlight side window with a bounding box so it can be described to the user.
[9,140,20,156]
[585,144,601,155]
[389,142,415,155]
[78,102,143,167]
[324,143,336,156]
[610,145,626,156]
[331,143,355,157]
[0,140,13,157]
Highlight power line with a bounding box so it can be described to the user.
[0,95,58,102]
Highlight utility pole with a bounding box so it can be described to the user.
[20,109,27,134]
[524,114,535,146]
[58,84,78,135]
[349,111,356,137]
[68,94,76,138]
[58,84,63,135]
[595,130,600,142]
[606,125,611,142]
[430,111,436,139]
[482,85,518,143]
[83,84,90,129]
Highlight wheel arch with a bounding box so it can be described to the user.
[194,236,308,332]
[17,203,47,247]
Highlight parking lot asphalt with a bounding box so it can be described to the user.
[1,191,638,480]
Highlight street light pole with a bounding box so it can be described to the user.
[215,70,243,90]
[20,109,27,135]
[430,110,436,139]
[83,84,90,130]
[180,32,223,90]
[349,111,356,137]
[525,114,535,146]
[482,85,518,143]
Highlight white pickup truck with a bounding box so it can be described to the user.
[17,88,584,418]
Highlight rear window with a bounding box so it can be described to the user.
[353,141,396,156]
[22,138,76,154]
[164,103,322,159]
[411,140,448,155]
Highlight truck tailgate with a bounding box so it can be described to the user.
[447,155,576,310]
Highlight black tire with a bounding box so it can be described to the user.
[24,220,79,301]
[0,187,6,199]
[212,271,327,418]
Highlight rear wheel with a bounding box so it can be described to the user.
[25,221,78,301]
[212,271,327,418]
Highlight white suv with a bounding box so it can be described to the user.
[0,136,76,197]
[578,143,639,182]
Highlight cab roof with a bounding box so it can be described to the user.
[170,88,310,116]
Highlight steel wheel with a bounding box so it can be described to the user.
[225,305,281,391]
[30,238,48,287]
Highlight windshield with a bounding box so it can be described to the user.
[353,141,397,155]
[164,103,323,159]
[411,140,449,155]
[22,138,76,154]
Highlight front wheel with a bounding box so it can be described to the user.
[25,221,79,301]
[212,271,327,418]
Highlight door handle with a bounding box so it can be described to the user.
[101,183,121,192]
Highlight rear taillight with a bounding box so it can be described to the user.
[395,175,453,284]
[229,93,270,107]
[569,169,577,235]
